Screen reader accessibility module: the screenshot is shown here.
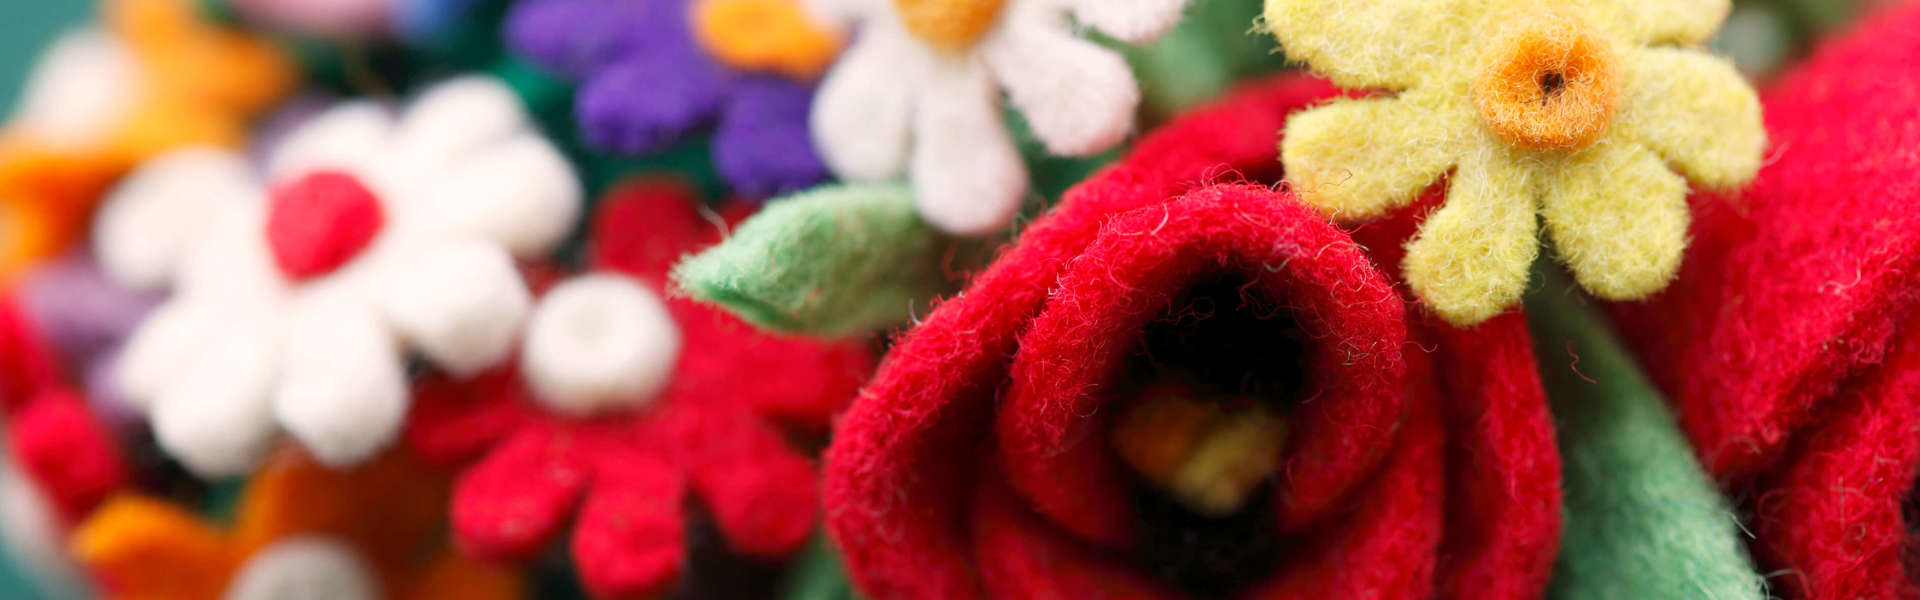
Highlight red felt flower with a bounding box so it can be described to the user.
[824,74,1560,600]
[0,292,126,526]
[1611,4,1920,598]
[402,180,874,599]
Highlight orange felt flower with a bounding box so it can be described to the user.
[69,447,519,600]
[0,0,294,281]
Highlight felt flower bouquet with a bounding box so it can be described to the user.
[0,0,1913,599]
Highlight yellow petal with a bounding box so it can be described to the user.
[1614,46,1764,190]
[1262,0,1492,91]
[1587,0,1730,45]
[1282,89,1471,220]
[1404,152,1539,326]
[1540,138,1688,300]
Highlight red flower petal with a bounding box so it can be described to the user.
[573,451,686,600]
[451,426,591,561]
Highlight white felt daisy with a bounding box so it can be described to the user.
[805,0,1190,235]
[93,76,581,477]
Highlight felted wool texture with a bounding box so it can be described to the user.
[1609,0,1920,481]
[1606,10,1920,594]
[70,447,522,600]
[673,182,987,337]
[506,0,830,198]
[99,76,580,478]
[806,0,1190,234]
[1526,270,1762,600]
[1266,0,1763,326]
[0,295,127,530]
[403,180,874,600]
[824,74,1348,599]
[0,0,295,281]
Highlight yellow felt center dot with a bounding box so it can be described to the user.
[1472,9,1622,151]
[692,0,840,79]
[892,0,1007,52]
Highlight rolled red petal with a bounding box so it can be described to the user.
[1610,4,1920,599]
[8,388,126,523]
[572,452,687,600]
[451,426,592,562]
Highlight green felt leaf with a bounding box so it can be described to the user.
[781,536,861,600]
[1526,266,1766,600]
[674,183,987,338]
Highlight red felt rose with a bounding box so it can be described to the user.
[0,293,126,524]
[1611,4,1920,598]
[402,180,874,600]
[824,75,1560,600]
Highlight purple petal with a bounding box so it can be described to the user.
[713,77,830,199]
[507,0,671,79]
[576,49,731,153]
[16,255,158,371]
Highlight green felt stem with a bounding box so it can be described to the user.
[781,535,861,600]
[1525,266,1765,600]
[673,183,986,338]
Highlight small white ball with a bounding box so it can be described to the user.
[522,275,681,416]
[223,537,379,600]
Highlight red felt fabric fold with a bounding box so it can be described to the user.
[1610,4,1920,598]
[0,295,125,524]
[824,74,1559,600]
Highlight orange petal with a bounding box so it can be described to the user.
[71,495,238,600]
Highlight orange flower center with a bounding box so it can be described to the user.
[691,0,841,79]
[1110,381,1287,517]
[893,0,1007,52]
[1471,9,1621,151]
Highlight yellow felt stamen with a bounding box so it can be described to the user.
[1112,385,1287,517]
[1472,9,1621,152]
[892,0,1007,53]
[692,0,841,79]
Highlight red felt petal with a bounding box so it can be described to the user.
[1611,1,1920,479]
[660,404,819,559]
[1752,316,1920,600]
[572,451,686,600]
[825,74,1343,599]
[0,294,61,412]
[590,179,726,285]
[971,469,1185,600]
[452,425,591,562]
[405,366,533,466]
[998,186,1406,548]
[669,298,872,430]
[1244,349,1447,599]
[8,388,125,522]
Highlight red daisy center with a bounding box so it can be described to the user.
[265,170,386,280]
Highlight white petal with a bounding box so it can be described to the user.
[522,274,680,416]
[94,148,259,291]
[117,300,223,409]
[799,0,878,29]
[223,538,378,600]
[149,314,282,478]
[0,461,85,595]
[1070,0,1190,43]
[910,61,1027,235]
[811,23,920,181]
[9,27,139,147]
[267,101,392,182]
[272,299,405,469]
[391,76,528,169]
[416,133,581,257]
[375,240,530,376]
[982,17,1138,156]
[172,202,285,302]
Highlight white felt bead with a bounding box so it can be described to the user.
[522,275,681,416]
[375,240,530,376]
[94,148,258,291]
[223,538,379,600]
[273,299,406,469]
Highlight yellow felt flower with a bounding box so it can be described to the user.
[1266,0,1763,325]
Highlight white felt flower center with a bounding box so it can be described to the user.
[223,537,378,600]
[523,275,682,416]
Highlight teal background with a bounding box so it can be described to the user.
[0,4,96,598]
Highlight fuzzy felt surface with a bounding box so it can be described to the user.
[70,447,520,599]
[825,73,1560,599]
[506,0,829,198]
[673,182,985,337]
[806,0,1188,234]
[1266,0,1761,326]
[0,0,294,281]
[404,180,873,600]
[1527,269,1762,600]
[1611,5,1920,598]
[0,293,127,525]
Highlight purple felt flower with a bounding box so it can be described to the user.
[16,255,159,427]
[507,0,831,199]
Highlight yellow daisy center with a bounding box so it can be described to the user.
[691,0,840,79]
[1471,9,1621,151]
[893,0,1007,52]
